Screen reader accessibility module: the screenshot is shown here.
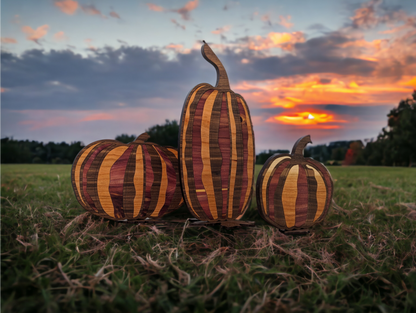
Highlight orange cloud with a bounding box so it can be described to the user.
[278,15,293,29]
[21,25,49,44]
[147,3,164,12]
[174,0,198,20]
[54,31,67,41]
[81,4,105,18]
[54,0,78,15]
[248,32,305,51]
[212,25,231,35]
[109,10,121,19]
[268,111,347,129]
[81,113,114,122]
[1,37,17,44]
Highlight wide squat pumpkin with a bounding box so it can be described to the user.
[71,133,183,221]
[256,135,333,231]
[179,41,255,223]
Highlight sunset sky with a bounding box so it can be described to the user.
[2,0,416,152]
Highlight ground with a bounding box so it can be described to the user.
[1,164,416,312]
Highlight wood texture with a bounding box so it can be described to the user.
[256,135,333,230]
[179,42,256,222]
[71,133,183,220]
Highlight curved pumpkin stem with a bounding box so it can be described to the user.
[291,135,312,157]
[134,133,150,143]
[201,40,230,90]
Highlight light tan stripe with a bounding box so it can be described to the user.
[241,98,254,212]
[196,189,206,192]
[97,146,129,217]
[282,165,299,228]
[133,145,144,218]
[261,156,291,215]
[307,165,327,221]
[227,92,237,218]
[201,90,219,219]
[74,143,98,207]
[181,86,204,218]
[167,148,178,158]
[151,147,168,217]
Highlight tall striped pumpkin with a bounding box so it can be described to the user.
[179,41,255,221]
[71,133,183,220]
[256,135,333,230]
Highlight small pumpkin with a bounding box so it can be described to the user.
[179,41,255,222]
[256,135,333,230]
[71,133,183,220]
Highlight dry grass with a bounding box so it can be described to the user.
[1,164,416,312]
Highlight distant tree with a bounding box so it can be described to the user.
[331,147,347,161]
[145,119,179,148]
[115,134,136,144]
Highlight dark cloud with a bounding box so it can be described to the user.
[323,104,393,121]
[1,47,214,111]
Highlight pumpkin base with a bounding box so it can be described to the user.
[188,218,255,228]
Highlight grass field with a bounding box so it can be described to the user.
[1,164,416,312]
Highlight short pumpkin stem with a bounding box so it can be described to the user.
[135,133,150,143]
[291,135,312,157]
[201,40,230,90]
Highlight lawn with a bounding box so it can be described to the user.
[1,164,416,312]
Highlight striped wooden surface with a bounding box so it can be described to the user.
[179,42,255,221]
[256,135,333,230]
[71,133,183,220]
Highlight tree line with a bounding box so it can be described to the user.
[1,92,415,166]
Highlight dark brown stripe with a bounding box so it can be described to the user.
[274,164,294,228]
[183,86,213,220]
[147,145,162,217]
[123,144,138,219]
[155,147,176,217]
[192,89,214,220]
[236,97,248,213]
[209,91,223,219]
[219,93,231,218]
[295,164,308,227]
[230,92,243,218]
[82,143,112,213]
[109,145,134,219]
[268,160,291,219]
[165,148,183,215]
[86,143,118,218]
[140,145,153,218]
[304,165,318,227]
[306,160,333,222]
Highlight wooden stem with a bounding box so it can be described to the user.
[201,40,230,89]
[135,133,150,143]
[291,135,312,157]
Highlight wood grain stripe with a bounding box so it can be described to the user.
[133,145,144,218]
[227,92,237,218]
[97,146,129,218]
[181,85,204,217]
[306,165,327,222]
[238,97,254,215]
[304,165,318,227]
[231,93,243,217]
[267,159,291,219]
[83,143,112,212]
[201,90,219,219]
[295,164,308,227]
[209,91,223,219]
[141,145,153,217]
[150,147,168,217]
[147,145,162,216]
[274,165,293,227]
[156,147,177,217]
[74,143,98,208]
[123,144,137,219]
[109,145,134,219]
[281,165,299,228]
[261,156,290,215]
[219,93,230,218]
[165,147,183,215]
[236,97,248,213]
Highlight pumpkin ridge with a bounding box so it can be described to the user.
[146,145,162,217]
[165,147,183,215]
[122,143,137,219]
[304,165,318,227]
[268,159,291,223]
[274,164,294,228]
[236,96,249,215]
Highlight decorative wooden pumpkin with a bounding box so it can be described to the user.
[256,135,333,230]
[71,133,183,220]
[179,41,255,222]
